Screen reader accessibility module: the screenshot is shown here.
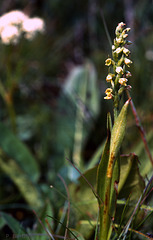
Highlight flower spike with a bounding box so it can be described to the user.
[104,22,132,101]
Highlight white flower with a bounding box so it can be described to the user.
[0,10,28,32]
[124,58,132,67]
[115,47,123,54]
[119,78,128,86]
[22,17,45,40]
[112,45,115,51]
[123,47,130,56]
[116,66,123,74]
[116,37,123,44]
[106,74,114,82]
[1,25,20,44]
[122,33,128,39]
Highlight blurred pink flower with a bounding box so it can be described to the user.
[1,25,20,44]
[0,10,28,32]
[0,10,45,44]
[22,17,45,40]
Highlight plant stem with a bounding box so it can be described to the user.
[6,98,17,134]
[0,81,17,133]
[114,107,119,122]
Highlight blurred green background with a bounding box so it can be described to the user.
[0,0,153,238]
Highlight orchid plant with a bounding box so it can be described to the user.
[97,22,132,240]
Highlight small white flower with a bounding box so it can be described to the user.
[106,74,114,82]
[22,17,45,40]
[119,78,128,86]
[116,66,123,74]
[115,47,123,54]
[112,45,115,51]
[122,33,128,39]
[123,47,130,56]
[1,25,20,44]
[124,58,132,67]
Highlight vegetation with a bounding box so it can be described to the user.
[0,1,153,239]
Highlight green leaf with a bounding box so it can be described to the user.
[63,61,100,117]
[96,113,111,240]
[0,211,26,235]
[97,113,111,204]
[109,153,120,219]
[119,154,145,202]
[0,153,43,209]
[116,154,145,226]
[69,228,86,240]
[69,166,98,222]
[0,122,40,182]
[110,99,130,160]
[96,99,130,240]
[0,215,6,229]
[130,130,153,178]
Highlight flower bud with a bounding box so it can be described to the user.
[118,87,125,96]
[125,28,131,33]
[125,71,132,78]
[116,22,126,32]
[126,40,132,45]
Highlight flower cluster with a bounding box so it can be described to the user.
[104,22,132,101]
[0,10,45,45]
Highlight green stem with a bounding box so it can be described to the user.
[0,81,16,133]
[114,107,119,122]
[113,91,120,122]
[100,176,112,240]
[6,100,17,134]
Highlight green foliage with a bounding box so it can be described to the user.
[0,1,153,239]
[96,100,130,240]
[0,154,43,209]
[0,212,27,236]
[0,122,40,182]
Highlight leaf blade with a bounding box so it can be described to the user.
[0,122,40,182]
